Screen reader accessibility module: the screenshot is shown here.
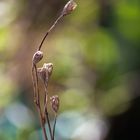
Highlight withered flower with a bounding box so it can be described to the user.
[43,63,53,77]
[37,63,53,84]
[62,0,77,16]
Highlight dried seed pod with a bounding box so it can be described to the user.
[43,63,53,77]
[37,63,53,84]
[62,0,77,16]
[50,95,60,113]
[32,51,43,64]
[37,67,47,83]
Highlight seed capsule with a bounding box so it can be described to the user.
[43,63,53,77]
[37,63,53,84]
[50,95,60,113]
[32,51,43,64]
[62,0,77,16]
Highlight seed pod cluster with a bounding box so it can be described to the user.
[31,1,77,139]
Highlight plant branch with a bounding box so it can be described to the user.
[31,64,37,104]
[32,63,48,140]
[34,64,40,104]
[38,14,64,51]
[52,114,57,140]
[37,104,48,140]
[44,83,53,140]
[31,1,77,140]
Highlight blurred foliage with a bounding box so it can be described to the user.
[0,0,140,140]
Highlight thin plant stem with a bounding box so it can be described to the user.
[37,104,48,140]
[43,82,48,106]
[52,114,57,140]
[31,64,37,104]
[44,83,53,140]
[32,63,48,140]
[34,64,40,104]
[31,1,77,139]
[38,14,64,51]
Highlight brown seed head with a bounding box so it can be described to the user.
[32,51,43,64]
[50,95,60,113]
[62,0,77,16]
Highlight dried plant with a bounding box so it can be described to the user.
[31,1,77,140]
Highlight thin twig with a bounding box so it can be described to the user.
[44,83,53,140]
[31,64,37,104]
[38,14,64,51]
[34,64,40,104]
[36,104,48,140]
[52,114,57,140]
[32,63,48,140]
[31,1,77,140]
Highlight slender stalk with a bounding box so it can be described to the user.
[52,114,57,140]
[31,1,77,140]
[32,63,48,140]
[31,65,37,104]
[43,82,48,106]
[44,83,53,140]
[34,64,40,104]
[37,104,48,140]
[38,14,64,51]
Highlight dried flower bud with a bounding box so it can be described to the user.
[62,0,77,16]
[43,63,53,77]
[37,63,53,84]
[32,51,43,64]
[50,95,60,113]
[37,67,47,83]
